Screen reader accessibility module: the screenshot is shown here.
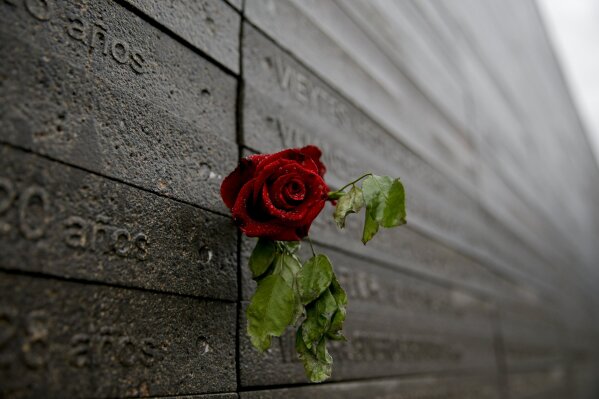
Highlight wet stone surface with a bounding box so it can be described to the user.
[123,0,241,73]
[0,145,238,300]
[239,243,497,386]
[0,272,237,398]
[240,375,501,399]
[0,0,237,211]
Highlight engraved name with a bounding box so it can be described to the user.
[278,330,461,364]
[509,370,564,397]
[269,116,360,183]
[372,387,497,399]
[268,55,350,127]
[334,266,457,316]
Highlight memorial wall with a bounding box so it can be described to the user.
[1,0,598,398]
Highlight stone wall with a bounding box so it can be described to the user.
[1,0,598,398]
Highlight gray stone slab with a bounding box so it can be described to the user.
[244,0,478,195]
[507,369,568,399]
[334,0,470,132]
[224,0,242,11]
[500,312,563,373]
[242,0,599,309]
[157,395,237,399]
[568,363,599,399]
[439,0,599,276]
[123,0,240,73]
[0,0,236,211]
[240,375,501,399]
[0,272,236,398]
[241,24,560,297]
[239,243,498,386]
[239,219,520,306]
[0,145,237,300]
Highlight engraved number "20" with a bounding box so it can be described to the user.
[0,177,50,240]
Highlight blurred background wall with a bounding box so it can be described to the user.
[1,0,598,398]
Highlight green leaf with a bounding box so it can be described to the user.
[272,253,303,324]
[296,328,333,382]
[361,210,379,244]
[333,185,365,228]
[362,175,406,228]
[247,274,296,352]
[249,238,277,279]
[327,308,347,341]
[274,253,302,287]
[329,274,348,307]
[301,288,337,349]
[327,275,348,341]
[298,254,334,305]
[282,241,301,254]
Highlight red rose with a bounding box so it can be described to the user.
[221,145,330,241]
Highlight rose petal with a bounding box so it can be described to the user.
[270,174,306,209]
[220,154,267,209]
[232,181,303,241]
[299,145,327,177]
[255,148,320,176]
[251,159,300,205]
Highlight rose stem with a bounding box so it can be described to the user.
[306,236,316,257]
[329,173,373,195]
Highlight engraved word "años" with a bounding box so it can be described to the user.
[0,176,149,260]
[3,0,147,74]
[69,326,163,369]
[63,215,149,261]
[0,307,164,369]
[66,17,146,74]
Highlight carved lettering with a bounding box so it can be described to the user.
[132,233,149,261]
[111,39,129,64]
[140,338,162,367]
[272,57,349,126]
[17,186,49,240]
[0,306,167,370]
[63,216,87,248]
[21,310,49,369]
[66,328,163,369]
[66,17,87,42]
[69,333,91,368]
[197,242,213,265]
[8,0,150,73]
[112,228,131,256]
[0,177,16,234]
[24,0,51,21]
[90,21,109,55]
[0,307,18,367]
[0,177,150,260]
[279,330,461,364]
[91,215,111,253]
[333,266,457,316]
[273,116,357,182]
[117,336,136,367]
[509,370,564,397]
[130,52,145,74]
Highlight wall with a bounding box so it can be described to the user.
[1,0,598,398]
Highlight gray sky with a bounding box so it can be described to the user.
[537,0,599,166]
